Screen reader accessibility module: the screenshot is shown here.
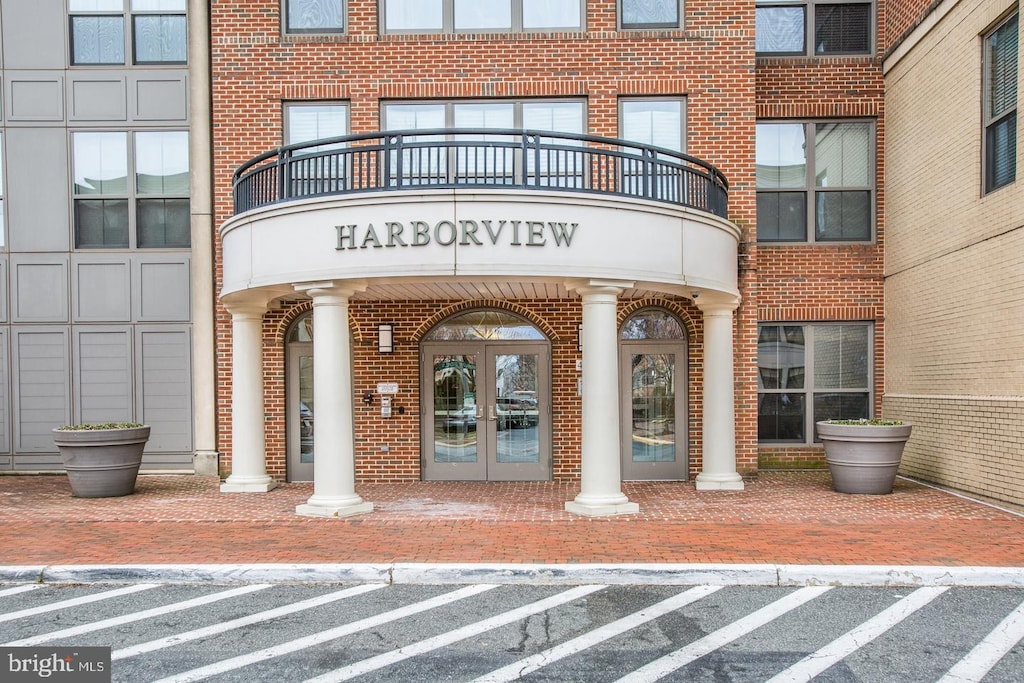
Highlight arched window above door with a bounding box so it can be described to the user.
[620,309,685,340]
[286,312,313,343]
[425,310,546,341]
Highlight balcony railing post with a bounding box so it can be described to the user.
[278,149,291,202]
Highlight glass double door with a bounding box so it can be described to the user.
[286,343,315,482]
[422,342,550,481]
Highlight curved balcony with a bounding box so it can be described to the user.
[233,129,729,218]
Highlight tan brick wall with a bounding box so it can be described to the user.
[884,0,1024,504]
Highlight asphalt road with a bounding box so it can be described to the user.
[2,582,1023,682]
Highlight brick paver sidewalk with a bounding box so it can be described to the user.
[1,472,1022,567]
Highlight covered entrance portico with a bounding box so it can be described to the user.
[219,130,744,517]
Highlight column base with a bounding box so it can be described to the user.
[565,500,640,517]
[220,475,278,493]
[296,501,374,519]
[695,472,745,490]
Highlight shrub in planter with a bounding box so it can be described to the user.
[53,423,151,498]
[817,419,913,495]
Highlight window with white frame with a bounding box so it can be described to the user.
[73,130,190,248]
[382,0,583,33]
[620,0,682,29]
[284,103,350,194]
[619,98,686,199]
[984,12,1018,194]
[70,0,186,65]
[285,0,345,34]
[756,120,873,242]
[757,323,872,443]
[755,0,871,56]
[382,99,586,185]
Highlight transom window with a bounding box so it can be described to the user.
[757,323,872,443]
[984,13,1018,194]
[285,0,345,33]
[756,120,873,242]
[73,130,190,248]
[620,310,685,339]
[382,0,583,33]
[620,0,683,29]
[425,311,546,341]
[70,0,187,65]
[756,0,871,56]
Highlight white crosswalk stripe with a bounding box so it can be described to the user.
[149,583,499,683]
[0,585,40,599]
[4,583,272,646]
[113,583,386,660]
[764,586,949,682]
[937,597,1024,683]
[615,586,833,683]
[304,584,606,683]
[0,583,159,624]
[472,585,723,683]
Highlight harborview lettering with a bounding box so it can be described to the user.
[335,219,579,250]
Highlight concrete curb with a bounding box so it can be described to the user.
[2,563,1024,587]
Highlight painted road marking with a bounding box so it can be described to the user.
[0,583,159,624]
[304,584,607,683]
[938,597,1024,683]
[114,583,386,660]
[0,585,41,599]
[615,586,833,683]
[4,584,272,646]
[764,586,949,682]
[473,585,724,683]
[151,584,499,683]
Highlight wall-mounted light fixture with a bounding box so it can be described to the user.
[378,323,394,354]
[577,322,583,353]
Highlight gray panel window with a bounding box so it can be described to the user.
[757,322,872,444]
[757,120,873,242]
[73,130,190,249]
[286,0,345,34]
[383,0,582,33]
[137,327,192,452]
[14,329,71,452]
[984,13,1018,194]
[0,133,5,249]
[70,0,186,66]
[76,329,133,424]
[621,0,682,29]
[756,0,872,56]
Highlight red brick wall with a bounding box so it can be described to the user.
[211,0,882,480]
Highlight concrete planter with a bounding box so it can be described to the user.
[817,420,913,495]
[52,426,151,498]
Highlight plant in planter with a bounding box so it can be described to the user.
[817,418,913,495]
[53,423,151,498]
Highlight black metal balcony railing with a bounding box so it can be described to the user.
[232,129,729,218]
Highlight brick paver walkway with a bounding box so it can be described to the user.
[1,472,1022,566]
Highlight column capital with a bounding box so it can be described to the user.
[294,280,368,301]
[222,293,269,319]
[695,294,741,316]
[567,279,635,299]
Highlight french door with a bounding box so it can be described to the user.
[286,342,315,482]
[422,342,550,481]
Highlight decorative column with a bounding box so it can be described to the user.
[695,299,744,490]
[566,280,639,517]
[295,282,373,518]
[220,298,277,492]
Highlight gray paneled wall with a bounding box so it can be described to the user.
[0,2,193,469]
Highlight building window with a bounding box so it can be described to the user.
[757,323,872,443]
[382,0,583,33]
[73,130,190,249]
[285,0,345,34]
[0,133,5,249]
[70,0,187,66]
[984,13,1018,194]
[284,102,350,150]
[382,99,585,185]
[620,98,685,153]
[756,0,871,56]
[620,0,682,29]
[756,120,873,242]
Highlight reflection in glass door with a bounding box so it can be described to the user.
[422,342,549,481]
[287,344,315,482]
[621,344,687,480]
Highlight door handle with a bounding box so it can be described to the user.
[475,406,484,420]
[488,405,496,421]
